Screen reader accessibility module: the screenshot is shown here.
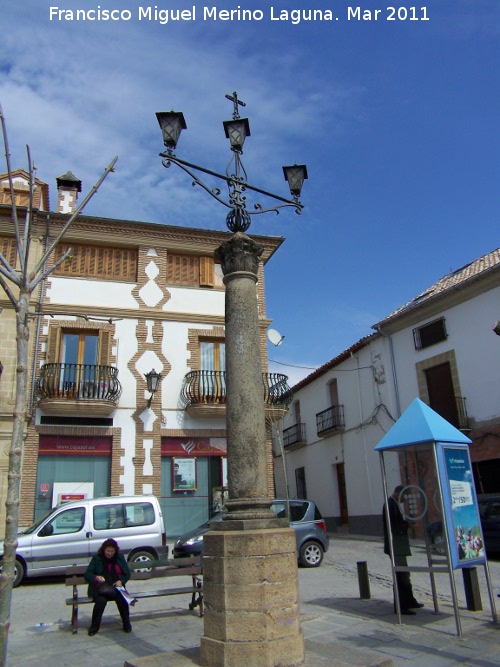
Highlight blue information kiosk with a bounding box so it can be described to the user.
[376,398,497,635]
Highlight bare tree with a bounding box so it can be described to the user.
[0,102,117,665]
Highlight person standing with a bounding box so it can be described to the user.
[383,485,424,615]
[85,538,132,635]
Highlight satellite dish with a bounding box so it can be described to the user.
[267,328,285,346]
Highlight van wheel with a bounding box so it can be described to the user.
[128,551,155,572]
[0,558,24,587]
[299,541,324,567]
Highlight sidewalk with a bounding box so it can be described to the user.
[6,536,500,667]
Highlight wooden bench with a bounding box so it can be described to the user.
[65,557,203,633]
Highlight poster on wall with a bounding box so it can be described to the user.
[172,457,197,492]
[439,445,486,569]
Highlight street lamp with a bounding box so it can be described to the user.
[156,91,307,233]
[156,91,307,667]
[145,368,161,408]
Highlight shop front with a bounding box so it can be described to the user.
[161,436,227,538]
[34,435,112,521]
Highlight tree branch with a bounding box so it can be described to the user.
[0,273,19,309]
[29,247,72,292]
[33,155,118,277]
[0,102,24,272]
[0,254,19,284]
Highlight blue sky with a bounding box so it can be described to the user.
[1,0,498,385]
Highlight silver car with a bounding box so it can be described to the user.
[173,498,329,567]
[0,495,168,586]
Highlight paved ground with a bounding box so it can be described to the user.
[6,535,500,667]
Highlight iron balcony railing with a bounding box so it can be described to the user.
[431,396,470,431]
[181,370,292,408]
[283,423,307,447]
[316,404,345,436]
[36,363,122,403]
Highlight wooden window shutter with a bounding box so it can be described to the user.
[98,331,111,365]
[46,326,60,363]
[167,254,199,286]
[199,256,214,287]
[53,243,137,281]
[0,237,17,267]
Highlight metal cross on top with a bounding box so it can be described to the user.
[225,91,246,120]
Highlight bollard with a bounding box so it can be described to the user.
[463,567,482,611]
[357,561,371,599]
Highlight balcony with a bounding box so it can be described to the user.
[283,423,307,448]
[181,370,292,418]
[316,404,345,437]
[431,396,470,431]
[36,363,122,416]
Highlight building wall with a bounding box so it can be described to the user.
[276,337,401,535]
[389,285,500,426]
[278,263,500,538]
[5,214,282,537]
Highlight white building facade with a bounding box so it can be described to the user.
[277,248,500,535]
[0,171,289,537]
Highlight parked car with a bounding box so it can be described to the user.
[478,495,500,554]
[0,495,168,587]
[173,499,329,567]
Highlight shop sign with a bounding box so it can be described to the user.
[162,437,227,457]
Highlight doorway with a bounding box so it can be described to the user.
[424,362,459,427]
[336,463,349,530]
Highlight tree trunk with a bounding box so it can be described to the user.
[0,291,30,666]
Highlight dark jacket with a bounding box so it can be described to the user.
[84,552,130,598]
[383,496,411,557]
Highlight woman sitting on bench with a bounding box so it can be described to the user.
[85,538,132,636]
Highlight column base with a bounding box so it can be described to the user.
[200,527,304,667]
[201,631,305,667]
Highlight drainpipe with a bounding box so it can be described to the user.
[29,212,50,415]
[374,325,401,419]
[352,352,374,511]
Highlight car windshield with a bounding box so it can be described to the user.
[18,508,57,535]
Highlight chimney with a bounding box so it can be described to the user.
[56,171,82,213]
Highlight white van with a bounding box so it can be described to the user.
[1,495,168,587]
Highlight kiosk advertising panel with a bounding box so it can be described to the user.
[437,444,486,569]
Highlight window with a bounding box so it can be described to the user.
[200,340,226,372]
[1,189,29,207]
[167,253,224,288]
[46,327,111,366]
[43,507,85,535]
[199,339,226,401]
[53,243,137,281]
[94,504,125,530]
[124,502,155,527]
[92,502,154,530]
[413,317,447,350]
[0,236,17,267]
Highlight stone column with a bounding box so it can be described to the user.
[200,232,304,667]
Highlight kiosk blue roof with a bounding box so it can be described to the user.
[375,398,472,451]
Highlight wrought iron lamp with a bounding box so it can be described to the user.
[145,368,161,408]
[156,92,307,667]
[155,91,307,233]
